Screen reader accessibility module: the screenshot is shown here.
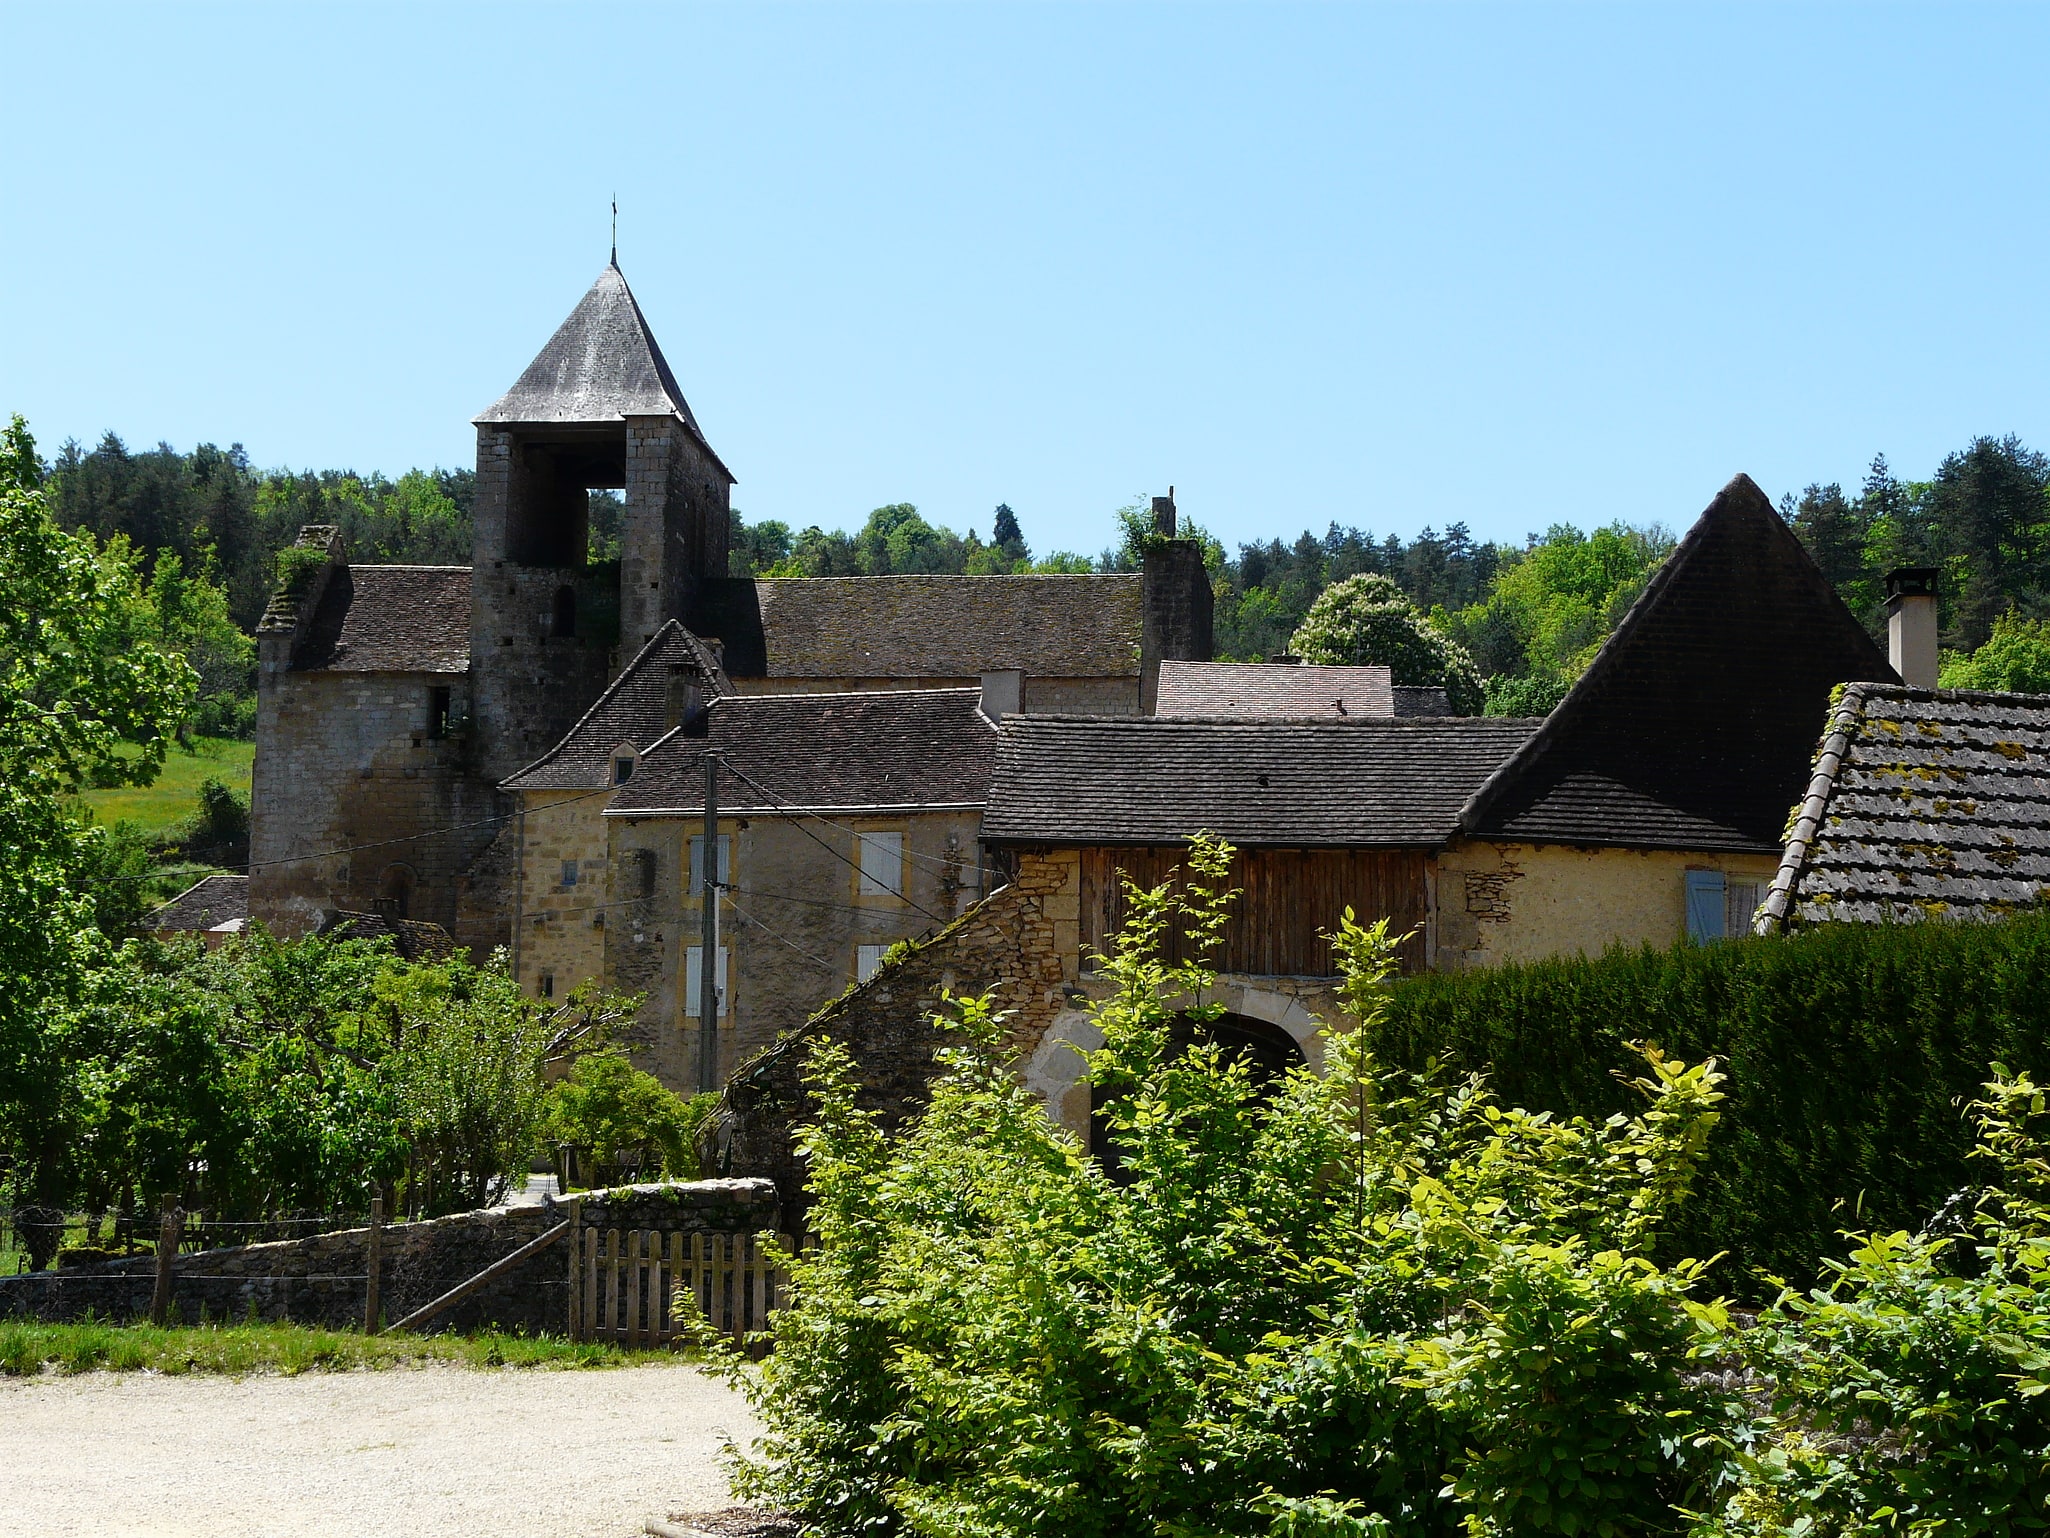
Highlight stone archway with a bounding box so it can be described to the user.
[1089,1010,1309,1176]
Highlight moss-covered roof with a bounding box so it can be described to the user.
[1763,683,2050,929]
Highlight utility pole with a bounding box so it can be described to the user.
[698,751,722,1094]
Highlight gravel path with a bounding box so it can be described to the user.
[0,1362,760,1538]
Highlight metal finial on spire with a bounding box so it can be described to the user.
[611,196,618,265]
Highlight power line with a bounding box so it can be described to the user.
[716,759,951,924]
[722,892,837,974]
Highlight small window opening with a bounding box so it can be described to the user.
[427,686,451,739]
[561,859,578,889]
[551,586,577,639]
[378,864,416,921]
[613,756,635,786]
[539,972,555,999]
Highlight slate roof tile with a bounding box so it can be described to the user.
[289,566,471,675]
[688,574,1143,681]
[149,874,248,933]
[502,621,733,791]
[982,716,1541,848]
[1154,660,1395,718]
[608,688,1000,816]
[1764,684,2050,929]
[318,910,460,962]
[1457,474,1896,853]
[475,264,705,436]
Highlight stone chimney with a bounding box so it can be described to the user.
[979,669,1022,723]
[1140,489,1214,713]
[1884,567,1939,689]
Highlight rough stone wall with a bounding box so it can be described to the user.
[250,666,494,941]
[1433,840,1783,968]
[0,1181,778,1332]
[1140,540,1216,713]
[515,789,612,999]
[711,853,1076,1217]
[606,809,993,1095]
[621,417,729,653]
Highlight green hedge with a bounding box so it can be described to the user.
[1373,914,2050,1290]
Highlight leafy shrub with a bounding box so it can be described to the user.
[1702,1070,2050,1536]
[540,1049,714,1181]
[1289,574,1485,714]
[723,837,1740,1536]
[1373,916,2050,1289]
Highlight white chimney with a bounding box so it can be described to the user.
[979,669,1023,722]
[1885,567,1939,689]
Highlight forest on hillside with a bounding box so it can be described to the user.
[34,427,2050,728]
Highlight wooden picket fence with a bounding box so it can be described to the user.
[568,1222,794,1346]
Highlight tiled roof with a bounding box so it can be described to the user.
[1762,684,2050,929]
[687,574,1143,681]
[318,910,459,962]
[608,688,1000,816]
[982,715,1541,848]
[1393,686,1454,717]
[476,264,702,434]
[149,874,248,933]
[1456,474,1896,853]
[290,566,471,675]
[1154,660,1395,717]
[502,622,733,791]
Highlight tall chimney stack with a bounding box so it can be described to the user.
[1884,567,1939,689]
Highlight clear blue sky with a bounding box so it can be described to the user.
[3,2,2045,558]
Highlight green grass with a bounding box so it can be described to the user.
[73,735,254,838]
[0,1319,684,1377]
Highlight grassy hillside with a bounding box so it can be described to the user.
[75,737,254,839]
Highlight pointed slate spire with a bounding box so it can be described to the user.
[475,263,704,433]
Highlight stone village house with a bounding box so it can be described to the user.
[713,474,1911,1194]
[246,262,1212,1077]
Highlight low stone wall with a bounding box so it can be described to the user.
[0,1179,778,1333]
[711,871,1072,1220]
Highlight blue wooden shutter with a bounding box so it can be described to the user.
[1685,870,1726,943]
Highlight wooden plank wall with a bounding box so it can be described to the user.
[1080,847,1430,976]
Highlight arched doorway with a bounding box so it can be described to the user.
[1089,1011,1308,1177]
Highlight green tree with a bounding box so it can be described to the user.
[540,1049,713,1181]
[727,838,1736,1536]
[1289,572,1485,712]
[1938,610,2050,693]
[0,415,196,1201]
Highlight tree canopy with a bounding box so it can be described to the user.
[1288,573,1485,713]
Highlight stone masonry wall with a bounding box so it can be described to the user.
[607,808,994,1096]
[516,789,612,1001]
[0,1180,777,1333]
[711,856,1076,1218]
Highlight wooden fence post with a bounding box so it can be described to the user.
[150,1192,181,1327]
[564,1197,582,1340]
[362,1196,383,1334]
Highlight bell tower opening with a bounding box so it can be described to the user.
[503,426,627,569]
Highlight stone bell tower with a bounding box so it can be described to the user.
[468,262,734,783]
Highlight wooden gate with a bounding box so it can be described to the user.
[568,1221,793,1346]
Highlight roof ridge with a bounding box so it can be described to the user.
[500,619,714,790]
[753,572,1137,585]
[715,685,984,704]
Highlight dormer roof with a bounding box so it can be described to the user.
[475,262,706,435]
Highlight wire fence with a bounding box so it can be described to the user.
[1,1206,381,1275]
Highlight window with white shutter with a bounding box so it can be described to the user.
[856,831,905,897]
[684,945,729,1017]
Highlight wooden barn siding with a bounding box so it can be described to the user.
[1079,847,1430,975]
